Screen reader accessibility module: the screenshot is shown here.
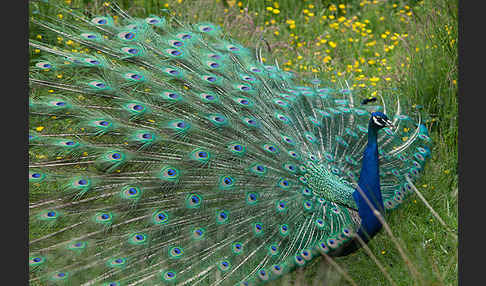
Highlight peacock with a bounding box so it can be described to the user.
[28,1,433,285]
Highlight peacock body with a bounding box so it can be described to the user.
[29,3,432,285]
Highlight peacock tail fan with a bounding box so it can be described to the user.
[29,2,432,285]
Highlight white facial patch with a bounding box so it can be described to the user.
[373,116,385,126]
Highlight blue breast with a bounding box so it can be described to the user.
[352,123,385,241]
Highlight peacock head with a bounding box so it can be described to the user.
[370,112,394,130]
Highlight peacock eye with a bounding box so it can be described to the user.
[146,17,160,24]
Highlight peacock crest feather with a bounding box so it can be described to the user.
[29,2,432,285]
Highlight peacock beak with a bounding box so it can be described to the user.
[385,119,395,129]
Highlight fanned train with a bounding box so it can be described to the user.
[29,3,432,285]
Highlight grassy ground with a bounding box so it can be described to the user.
[29,0,458,285]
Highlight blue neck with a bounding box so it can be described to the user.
[352,122,385,242]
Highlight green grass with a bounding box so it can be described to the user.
[29,0,458,285]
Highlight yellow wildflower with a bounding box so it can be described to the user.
[36,126,45,132]
[329,22,339,29]
[366,40,376,47]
